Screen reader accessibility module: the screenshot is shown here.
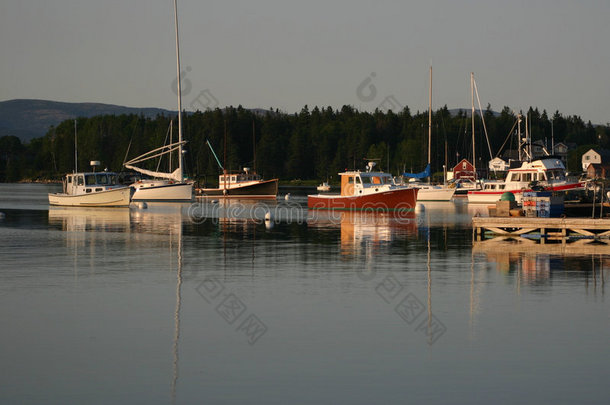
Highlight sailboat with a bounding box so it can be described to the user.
[124,0,193,201]
[402,67,455,201]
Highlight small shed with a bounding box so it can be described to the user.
[453,159,475,180]
[586,163,610,179]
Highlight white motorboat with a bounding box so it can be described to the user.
[467,156,584,204]
[49,168,132,207]
[317,182,331,192]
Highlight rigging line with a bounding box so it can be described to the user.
[156,121,173,172]
[495,119,519,158]
[125,145,184,166]
[472,79,494,160]
[122,117,139,166]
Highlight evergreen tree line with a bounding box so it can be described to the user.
[1,105,608,183]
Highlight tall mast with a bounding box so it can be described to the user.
[252,120,256,173]
[173,0,183,180]
[517,113,522,162]
[428,66,432,183]
[471,72,476,179]
[74,119,78,173]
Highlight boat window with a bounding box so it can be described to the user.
[231,176,236,182]
[372,176,382,185]
[67,176,72,184]
[510,173,520,182]
[77,176,84,186]
[110,175,118,185]
[499,185,505,190]
[538,173,547,181]
[355,176,362,184]
[85,175,96,186]
[96,174,109,185]
[348,176,354,184]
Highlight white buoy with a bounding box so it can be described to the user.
[415,204,425,213]
[264,211,274,229]
[284,193,291,200]
[210,199,218,204]
[136,202,148,209]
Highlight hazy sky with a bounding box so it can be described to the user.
[1,0,609,124]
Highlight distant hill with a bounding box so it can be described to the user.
[0,99,175,142]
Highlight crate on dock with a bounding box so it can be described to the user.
[522,191,564,218]
[495,200,517,217]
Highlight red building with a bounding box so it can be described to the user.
[452,159,475,180]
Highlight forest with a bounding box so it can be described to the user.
[0,104,607,184]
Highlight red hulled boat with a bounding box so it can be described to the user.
[308,164,418,211]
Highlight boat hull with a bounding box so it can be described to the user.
[467,182,585,204]
[131,181,193,201]
[308,188,418,211]
[48,187,132,207]
[416,186,456,201]
[198,179,278,198]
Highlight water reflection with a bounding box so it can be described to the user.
[48,206,131,232]
[48,204,187,403]
[307,211,418,258]
[473,237,608,291]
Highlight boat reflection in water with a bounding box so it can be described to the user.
[473,237,609,287]
[307,210,418,258]
[48,206,132,233]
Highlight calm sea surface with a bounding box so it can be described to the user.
[1,183,608,404]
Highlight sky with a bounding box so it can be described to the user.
[1,0,609,124]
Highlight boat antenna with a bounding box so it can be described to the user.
[252,120,256,173]
[173,0,184,181]
[223,119,227,174]
[74,119,78,173]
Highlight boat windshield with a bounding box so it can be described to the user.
[84,173,117,186]
[547,170,565,181]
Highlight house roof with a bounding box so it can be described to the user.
[586,149,610,161]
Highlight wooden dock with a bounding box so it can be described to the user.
[473,216,610,242]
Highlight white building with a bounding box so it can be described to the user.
[581,149,610,172]
[488,156,509,172]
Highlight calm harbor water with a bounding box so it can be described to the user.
[1,183,608,404]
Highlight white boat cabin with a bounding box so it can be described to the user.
[340,171,395,196]
[481,157,569,192]
[63,172,122,195]
[218,168,262,190]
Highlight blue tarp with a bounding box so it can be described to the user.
[403,164,431,179]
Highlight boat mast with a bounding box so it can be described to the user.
[428,66,432,184]
[471,72,476,180]
[74,119,78,173]
[173,0,183,181]
[517,113,522,162]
